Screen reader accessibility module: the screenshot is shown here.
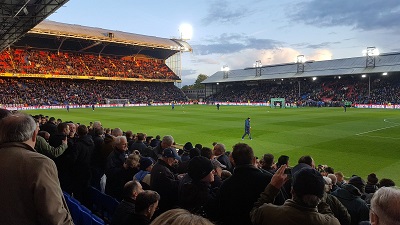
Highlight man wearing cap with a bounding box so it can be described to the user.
[250,165,340,225]
[150,147,181,215]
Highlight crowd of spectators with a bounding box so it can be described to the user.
[0,48,179,80]
[0,78,186,106]
[0,110,399,225]
[206,75,400,105]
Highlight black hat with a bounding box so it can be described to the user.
[292,167,325,198]
[183,142,193,152]
[188,156,214,181]
[189,148,201,159]
[139,157,155,170]
[367,173,378,185]
[349,176,366,193]
[162,147,181,161]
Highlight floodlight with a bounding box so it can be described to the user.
[382,72,388,76]
[179,23,193,40]
[312,77,317,81]
[297,55,306,63]
[221,65,230,72]
[363,47,379,56]
[362,74,367,78]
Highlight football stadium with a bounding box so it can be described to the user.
[1,1,400,225]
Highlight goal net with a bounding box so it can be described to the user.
[270,98,285,108]
[105,99,129,104]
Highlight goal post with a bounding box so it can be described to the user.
[105,98,130,104]
[270,98,285,108]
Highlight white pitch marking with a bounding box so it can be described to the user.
[356,119,400,136]
[356,135,400,140]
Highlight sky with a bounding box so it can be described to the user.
[47,0,400,85]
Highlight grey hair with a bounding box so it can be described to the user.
[114,136,127,145]
[112,128,123,137]
[0,113,37,143]
[371,187,400,225]
[162,135,174,146]
[93,121,102,129]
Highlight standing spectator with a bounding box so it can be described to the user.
[218,143,275,225]
[250,166,340,225]
[152,135,175,159]
[150,147,181,215]
[150,135,161,148]
[260,153,276,173]
[40,116,58,136]
[365,173,379,194]
[129,133,148,154]
[134,157,155,190]
[70,124,94,203]
[0,113,74,225]
[369,187,400,225]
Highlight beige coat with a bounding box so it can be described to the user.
[0,142,74,225]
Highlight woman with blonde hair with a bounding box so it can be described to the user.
[150,208,215,225]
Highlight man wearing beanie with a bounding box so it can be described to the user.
[251,165,340,225]
[179,156,217,219]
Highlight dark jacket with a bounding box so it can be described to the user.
[111,198,136,225]
[331,184,370,225]
[40,121,57,136]
[218,164,273,225]
[129,141,147,154]
[319,192,351,225]
[127,213,150,225]
[216,154,233,172]
[150,159,180,214]
[70,134,94,200]
[250,184,340,225]
[179,180,218,220]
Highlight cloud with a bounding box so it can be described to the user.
[202,0,253,25]
[305,41,341,49]
[192,33,281,55]
[289,0,400,31]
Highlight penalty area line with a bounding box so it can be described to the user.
[356,134,400,140]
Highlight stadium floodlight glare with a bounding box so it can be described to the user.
[221,65,230,72]
[362,74,367,78]
[362,47,380,56]
[179,23,193,40]
[297,55,306,63]
[253,60,262,68]
[312,77,317,81]
[382,72,388,75]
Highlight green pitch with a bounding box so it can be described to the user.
[26,105,400,185]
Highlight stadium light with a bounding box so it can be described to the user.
[297,55,306,73]
[362,47,380,56]
[382,72,388,76]
[296,55,306,63]
[362,74,367,78]
[312,77,317,81]
[179,23,193,40]
[253,60,262,68]
[221,65,230,72]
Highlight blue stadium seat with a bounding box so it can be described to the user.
[91,214,105,225]
[100,193,119,222]
[66,199,82,225]
[80,209,93,225]
[89,186,103,215]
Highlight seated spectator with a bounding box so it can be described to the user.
[149,208,215,225]
[111,180,143,225]
[250,166,340,225]
[275,155,289,169]
[127,190,160,225]
[134,157,155,190]
[327,173,340,192]
[335,171,346,187]
[321,176,351,225]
